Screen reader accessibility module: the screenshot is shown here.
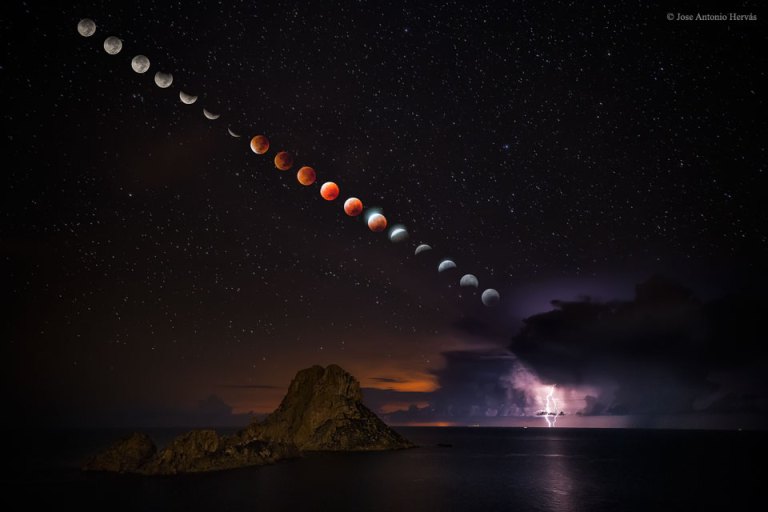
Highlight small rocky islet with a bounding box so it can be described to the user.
[83,364,414,475]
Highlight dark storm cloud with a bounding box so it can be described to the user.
[511,275,768,417]
[379,276,768,425]
[380,349,534,424]
[369,377,408,384]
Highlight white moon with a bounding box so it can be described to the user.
[481,288,500,306]
[103,36,122,55]
[77,19,96,37]
[154,72,173,88]
[438,259,456,272]
[179,91,197,104]
[415,244,432,255]
[203,108,220,120]
[460,274,479,288]
[388,225,408,243]
[131,55,150,74]
[227,127,241,138]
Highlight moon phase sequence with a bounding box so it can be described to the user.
[75,19,501,307]
[274,151,294,171]
[131,55,150,73]
[297,166,316,186]
[367,213,387,232]
[154,72,173,88]
[481,289,500,306]
[438,259,457,272]
[203,108,220,120]
[344,198,363,217]
[77,19,96,37]
[103,36,122,55]
[320,182,339,201]
[179,91,197,104]
[250,135,269,155]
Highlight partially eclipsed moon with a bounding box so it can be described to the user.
[203,108,220,120]
[415,244,432,255]
[131,55,150,74]
[227,127,241,138]
[460,274,479,288]
[154,72,173,88]
[438,259,457,272]
[388,226,408,243]
[179,91,197,104]
[103,36,122,55]
[77,19,96,37]
[481,288,500,306]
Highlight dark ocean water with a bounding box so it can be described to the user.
[4,427,764,512]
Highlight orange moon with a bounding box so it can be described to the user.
[367,213,387,232]
[344,197,363,216]
[320,182,339,201]
[297,166,316,186]
[274,151,294,171]
[250,135,269,155]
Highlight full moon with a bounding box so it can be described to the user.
[103,36,122,55]
[367,213,387,232]
[320,182,339,201]
[344,198,363,217]
[481,288,500,306]
[154,72,173,88]
[297,166,316,186]
[274,151,294,171]
[77,19,96,37]
[131,55,150,74]
[250,135,270,155]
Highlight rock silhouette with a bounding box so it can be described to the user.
[83,364,412,474]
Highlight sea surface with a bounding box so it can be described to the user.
[4,427,764,511]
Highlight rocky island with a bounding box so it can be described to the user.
[83,364,413,474]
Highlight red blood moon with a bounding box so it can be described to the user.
[250,135,269,155]
[367,213,387,232]
[297,166,316,186]
[344,197,363,216]
[274,151,294,171]
[320,182,339,201]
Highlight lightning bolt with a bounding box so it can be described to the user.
[544,385,558,428]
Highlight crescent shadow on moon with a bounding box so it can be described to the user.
[415,244,432,255]
[388,225,408,243]
[154,71,173,88]
[179,91,197,104]
[481,288,500,306]
[227,127,241,138]
[460,274,479,288]
[438,259,457,272]
[203,108,220,120]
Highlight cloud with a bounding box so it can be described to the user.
[379,276,768,427]
[510,275,768,418]
[369,377,408,384]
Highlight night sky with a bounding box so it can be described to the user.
[4,1,767,429]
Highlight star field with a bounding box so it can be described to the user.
[3,0,766,425]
